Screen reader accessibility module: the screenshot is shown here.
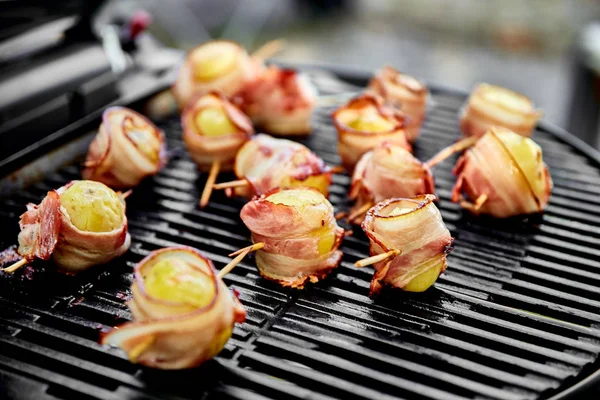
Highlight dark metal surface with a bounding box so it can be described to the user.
[1,71,600,400]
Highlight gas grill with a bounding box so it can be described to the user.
[1,62,600,399]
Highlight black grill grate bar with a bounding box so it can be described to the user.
[269,323,551,399]
[0,334,140,392]
[302,285,594,369]
[445,259,600,311]
[0,357,121,400]
[533,227,600,251]
[272,315,559,393]
[437,277,600,326]
[456,255,600,302]
[219,362,340,400]
[252,333,534,400]
[522,255,600,287]
[526,246,600,273]
[545,205,600,226]
[543,214,600,236]
[299,284,580,374]
[239,349,423,400]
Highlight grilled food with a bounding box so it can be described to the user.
[349,142,435,224]
[182,92,254,171]
[82,107,166,189]
[332,94,410,171]
[459,83,542,138]
[17,180,130,274]
[235,66,317,136]
[361,195,452,295]
[240,188,344,288]
[223,134,333,199]
[452,127,552,217]
[101,246,246,369]
[172,40,261,109]
[366,66,428,142]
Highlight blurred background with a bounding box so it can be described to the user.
[2,0,600,150]
[127,0,600,146]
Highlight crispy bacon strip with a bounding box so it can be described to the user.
[82,107,167,189]
[349,143,434,224]
[331,94,411,172]
[235,66,317,136]
[361,195,453,296]
[172,40,262,109]
[451,127,552,218]
[17,191,61,261]
[240,188,344,288]
[101,246,245,369]
[231,134,332,198]
[182,92,254,171]
[366,66,428,142]
[459,83,542,138]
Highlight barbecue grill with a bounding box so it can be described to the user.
[1,59,600,399]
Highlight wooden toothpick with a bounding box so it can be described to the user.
[200,161,221,209]
[121,189,133,200]
[252,39,286,61]
[426,136,478,168]
[335,211,348,221]
[474,193,488,211]
[219,242,265,279]
[329,166,346,174]
[347,202,374,223]
[2,258,28,273]
[355,249,401,268]
[213,179,248,190]
[460,193,488,212]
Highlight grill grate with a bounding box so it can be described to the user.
[1,71,600,400]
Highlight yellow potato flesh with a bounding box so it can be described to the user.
[496,131,545,199]
[266,188,325,207]
[317,230,336,255]
[191,48,236,81]
[403,262,443,292]
[195,107,237,137]
[483,86,531,113]
[59,181,124,232]
[347,112,394,133]
[281,174,329,196]
[144,258,215,307]
[207,324,233,358]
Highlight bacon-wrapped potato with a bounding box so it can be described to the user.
[101,246,246,369]
[182,92,254,171]
[230,134,333,198]
[349,142,435,224]
[172,40,261,109]
[459,83,542,138]
[236,66,316,136]
[240,188,344,288]
[82,107,167,189]
[366,66,428,142]
[452,127,552,218]
[332,94,410,171]
[361,195,452,296]
[17,180,130,274]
